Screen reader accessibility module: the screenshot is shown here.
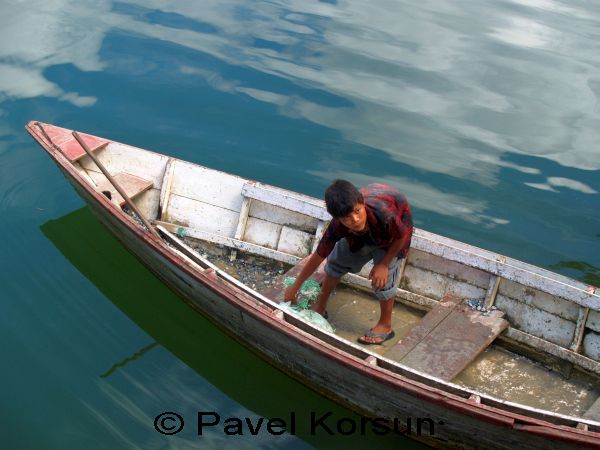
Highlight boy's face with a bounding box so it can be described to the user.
[339,202,367,233]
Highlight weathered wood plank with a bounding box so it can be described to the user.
[277,226,313,257]
[312,220,327,253]
[385,296,509,381]
[483,275,501,309]
[169,160,246,211]
[158,158,176,220]
[234,197,252,240]
[389,288,600,377]
[39,124,110,161]
[165,195,240,237]
[414,229,600,310]
[242,181,331,221]
[80,142,169,183]
[385,294,463,361]
[570,308,590,353]
[95,172,153,206]
[155,221,301,266]
[405,307,508,381]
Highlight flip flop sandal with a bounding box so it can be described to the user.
[358,329,395,345]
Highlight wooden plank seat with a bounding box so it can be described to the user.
[384,293,509,381]
[38,123,109,162]
[96,172,153,206]
[261,255,326,303]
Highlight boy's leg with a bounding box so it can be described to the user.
[312,238,372,316]
[359,254,403,344]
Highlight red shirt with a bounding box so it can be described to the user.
[316,183,413,258]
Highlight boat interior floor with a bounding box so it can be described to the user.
[183,237,598,419]
[326,285,599,418]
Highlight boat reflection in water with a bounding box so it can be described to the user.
[41,206,428,450]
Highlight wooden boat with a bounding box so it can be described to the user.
[27,121,600,449]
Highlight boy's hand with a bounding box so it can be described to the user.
[369,263,388,290]
[284,285,299,304]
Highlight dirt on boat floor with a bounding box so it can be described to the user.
[182,237,599,418]
[127,209,288,290]
[328,286,599,418]
[183,237,290,291]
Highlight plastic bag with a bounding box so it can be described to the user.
[279,302,335,333]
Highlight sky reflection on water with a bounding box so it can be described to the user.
[1,1,598,226]
[0,1,599,449]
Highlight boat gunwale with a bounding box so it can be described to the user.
[29,123,600,308]
[412,229,600,310]
[159,224,600,429]
[26,121,600,443]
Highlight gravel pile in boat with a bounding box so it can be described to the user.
[122,207,288,291]
[184,237,289,293]
[467,298,499,315]
[123,206,149,231]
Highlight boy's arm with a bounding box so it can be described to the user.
[284,252,325,303]
[369,233,409,289]
[380,232,410,267]
[370,196,413,289]
[284,219,339,303]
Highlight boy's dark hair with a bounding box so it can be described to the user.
[324,179,364,218]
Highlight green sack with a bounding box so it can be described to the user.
[283,277,321,309]
[280,277,335,333]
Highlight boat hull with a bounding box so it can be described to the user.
[53,157,597,450]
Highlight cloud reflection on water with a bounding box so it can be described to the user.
[1,0,598,224]
[0,0,108,106]
[108,0,600,174]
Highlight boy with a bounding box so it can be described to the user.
[284,179,413,345]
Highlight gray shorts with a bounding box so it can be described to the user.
[324,238,403,301]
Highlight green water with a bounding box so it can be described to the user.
[1,1,599,449]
